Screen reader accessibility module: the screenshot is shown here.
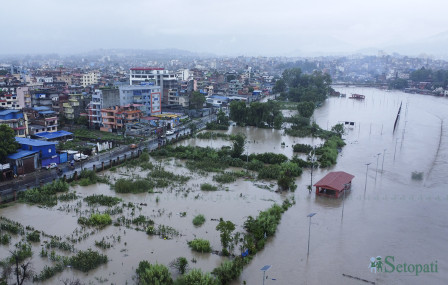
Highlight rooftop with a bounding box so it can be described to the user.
[314,171,355,191]
[16,137,57,147]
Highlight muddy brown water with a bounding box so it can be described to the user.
[1,87,448,284]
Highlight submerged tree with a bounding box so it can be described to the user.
[216,219,236,256]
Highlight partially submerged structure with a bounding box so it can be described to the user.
[314,171,354,198]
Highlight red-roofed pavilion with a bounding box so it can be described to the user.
[314,171,354,198]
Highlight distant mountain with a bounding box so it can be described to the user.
[82,48,216,58]
[384,31,448,59]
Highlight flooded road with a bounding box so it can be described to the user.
[1,87,448,284]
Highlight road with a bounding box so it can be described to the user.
[0,114,215,197]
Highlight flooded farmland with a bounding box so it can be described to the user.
[1,87,448,284]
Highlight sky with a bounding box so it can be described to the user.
[1,0,448,57]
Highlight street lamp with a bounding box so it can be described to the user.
[375,153,381,181]
[309,147,316,193]
[341,183,350,220]
[364,163,371,193]
[260,265,271,285]
[307,212,317,256]
[381,149,386,173]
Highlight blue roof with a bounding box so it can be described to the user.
[210,95,229,100]
[33,131,73,140]
[33,106,50,111]
[15,137,57,147]
[38,110,56,115]
[7,150,39,160]
[0,109,21,116]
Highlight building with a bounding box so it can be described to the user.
[0,109,27,137]
[15,137,58,168]
[7,150,40,176]
[119,85,162,116]
[87,87,120,129]
[100,105,143,133]
[0,85,22,109]
[129,67,177,105]
[81,72,99,87]
[314,171,354,198]
[32,130,73,142]
[25,106,58,135]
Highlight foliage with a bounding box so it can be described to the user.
[297,101,315,118]
[78,213,112,227]
[9,241,33,264]
[26,231,40,242]
[189,91,206,110]
[229,101,283,128]
[57,192,78,201]
[272,78,286,93]
[0,233,11,245]
[316,136,345,167]
[178,268,218,285]
[196,132,229,140]
[192,214,206,226]
[213,172,242,184]
[146,224,179,239]
[246,159,264,171]
[69,249,108,272]
[74,169,108,186]
[188,238,212,253]
[388,78,408,89]
[249,152,288,164]
[33,263,65,282]
[212,260,243,285]
[216,219,235,255]
[18,179,69,206]
[331,123,344,136]
[113,178,153,193]
[136,261,173,285]
[84,194,122,206]
[0,124,20,162]
[292,143,313,153]
[258,165,282,180]
[280,68,332,103]
[200,183,218,191]
[230,133,246,158]
[169,257,189,274]
[411,171,424,180]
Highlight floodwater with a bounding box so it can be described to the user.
[1,87,448,284]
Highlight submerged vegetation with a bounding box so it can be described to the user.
[188,238,212,253]
[18,179,69,207]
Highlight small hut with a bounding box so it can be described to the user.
[314,171,354,198]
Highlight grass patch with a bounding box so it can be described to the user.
[69,249,108,272]
[200,183,218,191]
[113,178,153,193]
[188,238,212,253]
[17,179,69,207]
[192,214,206,226]
[84,194,122,207]
[78,213,112,228]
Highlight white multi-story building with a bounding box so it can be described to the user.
[129,67,177,104]
[81,72,99,87]
[176,69,191,81]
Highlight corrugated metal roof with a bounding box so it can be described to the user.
[7,150,39,160]
[15,137,57,147]
[314,171,354,191]
[33,130,73,140]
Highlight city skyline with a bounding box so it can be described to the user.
[1,0,448,58]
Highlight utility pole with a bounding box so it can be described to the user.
[381,149,386,173]
[375,153,381,181]
[364,163,371,193]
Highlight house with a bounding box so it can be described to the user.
[314,171,355,198]
[0,109,27,137]
[15,137,58,168]
[32,130,73,142]
[7,150,40,176]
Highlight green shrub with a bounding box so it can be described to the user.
[212,260,243,284]
[84,194,122,206]
[192,214,206,226]
[292,143,313,153]
[258,165,282,180]
[200,183,218,191]
[78,213,112,227]
[188,238,212,253]
[213,172,237,184]
[17,179,69,206]
[26,230,40,242]
[179,268,218,285]
[0,233,11,245]
[69,249,108,272]
[136,261,173,285]
[113,178,153,193]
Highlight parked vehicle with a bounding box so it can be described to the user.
[130,144,138,149]
[166,130,174,135]
[46,163,57,170]
[74,153,88,161]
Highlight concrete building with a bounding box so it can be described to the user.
[0,109,27,137]
[119,85,162,116]
[25,107,58,135]
[81,72,99,87]
[87,87,120,129]
[129,67,177,105]
[100,105,143,133]
[0,86,22,109]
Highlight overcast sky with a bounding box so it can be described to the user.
[1,0,447,57]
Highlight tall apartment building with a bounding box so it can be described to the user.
[100,105,142,133]
[0,85,23,109]
[129,67,177,105]
[87,87,120,129]
[119,85,162,116]
[81,72,99,87]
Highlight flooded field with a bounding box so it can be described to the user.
[1,87,448,284]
